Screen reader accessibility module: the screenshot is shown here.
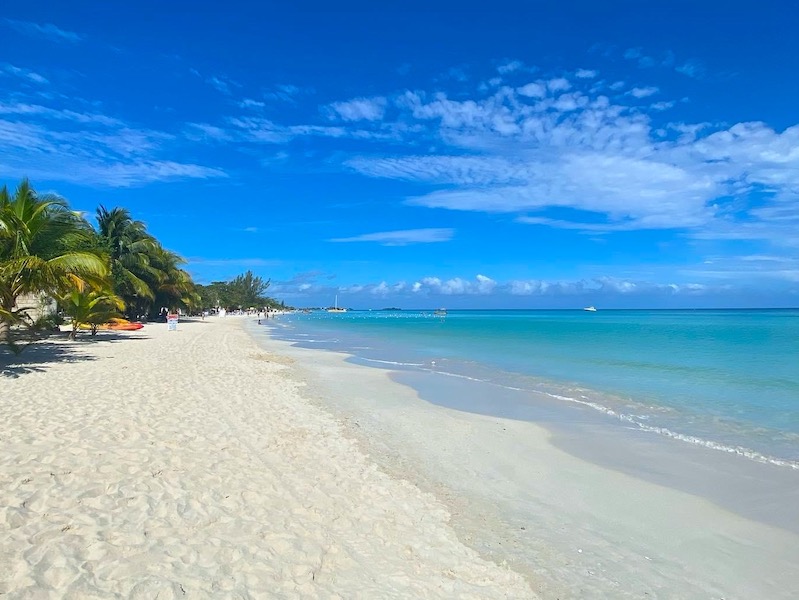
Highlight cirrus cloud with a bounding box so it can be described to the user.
[330,228,454,246]
[3,19,82,43]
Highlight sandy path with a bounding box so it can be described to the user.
[0,318,533,599]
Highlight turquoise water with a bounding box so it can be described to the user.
[267,309,799,468]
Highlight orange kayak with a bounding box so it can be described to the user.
[106,322,144,331]
[78,320,144,331]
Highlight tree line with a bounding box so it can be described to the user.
[0,179,281,350]
[194,272,285,313]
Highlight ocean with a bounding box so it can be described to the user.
[262,309,799,469]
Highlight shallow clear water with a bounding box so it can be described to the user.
[266,309,799,468]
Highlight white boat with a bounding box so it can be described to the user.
[583,305,597,312]
[327,295,347,313]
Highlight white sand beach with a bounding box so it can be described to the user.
[0,318,532,598]
[3,316,799,599]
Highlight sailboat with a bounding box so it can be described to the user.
[327,295,347,313]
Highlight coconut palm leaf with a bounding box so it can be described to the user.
[1,179,109,348]
[62,287,125,339]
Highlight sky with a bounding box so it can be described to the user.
[2,0,798,309]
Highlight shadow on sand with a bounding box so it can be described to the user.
[0,331,149,378]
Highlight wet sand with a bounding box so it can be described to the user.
[251,318,799,599]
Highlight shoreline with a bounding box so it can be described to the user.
[272,309,799,471]
[387,369,799,535]
[0,318,533,598]
[251,316,799,598]
[265,310,799,531]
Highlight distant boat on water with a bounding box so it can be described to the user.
[583,306,597,312]
[434,308,447,316]
[327,295,347,313]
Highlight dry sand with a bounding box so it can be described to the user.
[0,317,533,599]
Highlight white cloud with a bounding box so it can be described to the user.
[346,155,526,186]
[1,64,48,84]
[629,86,658,98]
[498,60,524,74]
[0,96,226,187]
[575,69,598,79]
[650,101,674,111]
[413,276,495,295]
[330,228,454,246]
[676,60,705,78]
[679,254,799,283]
[518,82,546,98]
[506,276,702,296]
[516,216,639,232]
[263,84,303,103]
[189,68,241,95]
[0,102,123,126]
[372,274,720,299]
[187,113,399,148]
[341,77,799,249]
[207,76,232,94]
[371,281,391,296]
[623,47,657,68]
[475,274,497,293]
[3,19,82,43]
[624,48,643,60]
[0,156,225,188]
[273,271,777,306]
[404,154,717,229]
[238,98,266,109]
[328,97,387,121]
[186,122,235,142]
[224,117,292,143]
[623,45,705,78]
[547,78,571,92]
[447,67,469,82]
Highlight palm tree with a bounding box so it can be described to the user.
[96,206,203,318]
[95,206,159,317]
[0,179,107,346]
[61,286,125,339]
[148,245,198,314]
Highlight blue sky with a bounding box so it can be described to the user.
[2,1,798,309]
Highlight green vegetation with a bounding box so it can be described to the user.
[1,180,106,350]
[62,287,125,339]
[195,271,278,311]
[0,178,282,350]
[94,205,199,318]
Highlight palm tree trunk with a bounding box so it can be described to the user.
[0,319,9,345]
[0,297,14,345]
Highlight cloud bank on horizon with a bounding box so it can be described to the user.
[1,4,798,308]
